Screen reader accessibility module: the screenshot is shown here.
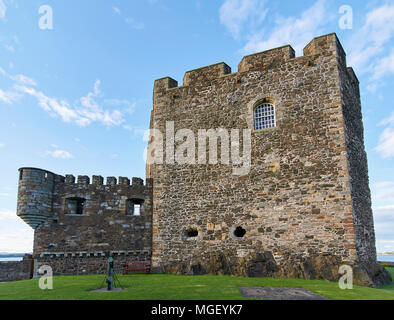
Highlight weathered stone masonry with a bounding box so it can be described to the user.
[0,255,33,282]
[147,33,391,286]
[14,33,391,286]
[17,167,152,275]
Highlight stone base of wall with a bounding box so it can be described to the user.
[153,251,392,288]
[0,254,34,282]
[34,253,151,276]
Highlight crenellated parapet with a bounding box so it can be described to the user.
[17,167,152,230]
[63,174,149,187]
[153,33,348,96]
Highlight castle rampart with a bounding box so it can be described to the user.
[17,167,153,276]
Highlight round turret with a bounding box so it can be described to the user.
[17,168,57,229]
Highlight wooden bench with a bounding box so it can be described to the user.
[122,261,151,274]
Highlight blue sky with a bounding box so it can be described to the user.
[0,0,393,253]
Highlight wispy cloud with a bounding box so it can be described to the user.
[219,0,331,56]
[0,67,37,86]
[375,112,394,159]
[373,205,394,218]
[219,0,268,40]
[44,148,73,160]
[244,0,330,56]
[0,209,15,220]
[0,221,34,253]
[376,239,394,252]
[111,5,144,30]
[345,4,394,90]
[0,0,6,20]
[113,6,121,15]
[10,78,132,127]
[372,181,394,203]
[0,88,20,104]
[375,127,394,158]
[0,142,5,148]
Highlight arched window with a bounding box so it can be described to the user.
[254,102,276,130]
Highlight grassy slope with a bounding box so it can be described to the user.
[0,267,393,300]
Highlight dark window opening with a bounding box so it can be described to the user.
[19,170,23,181]
[126,198,144,216]
[65,197,86,215]
[234,226,246,238]
[184,227,198,238]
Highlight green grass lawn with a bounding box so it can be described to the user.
[0,267,393,300]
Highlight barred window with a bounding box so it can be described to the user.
[254,103,276,130]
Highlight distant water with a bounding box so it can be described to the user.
[377,255,394,262]
[0,257,23,262]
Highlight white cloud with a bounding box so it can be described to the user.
[0,67,37,86]
[44,149,73,159]
[0,209,34,253]
[375,112,394,159]
[10,74,37,86]
[236,0,330,56]
[111,6,144,30]
[219,0,268,40]
[376,239,394,252]
[345,4,394,88]
[0,228,34,253]
[371,49,394,81]
[1,66,132,128]
[15,80,128,127]
[372,181,394,203]
[0,0,6,20]
[0,88,20,104]
[375,127,394,158]
[0,143,4,148]
[0,209,15,220]
[374,220,394,238]
[373,205,394,218]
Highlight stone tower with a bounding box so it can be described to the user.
[147,33,391,286]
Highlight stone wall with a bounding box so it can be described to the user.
[0,255,33,282]
[148,33,391,286]
[17,168,153,275]
[34,254,149,276]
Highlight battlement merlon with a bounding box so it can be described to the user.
[153,32,349,95]
[62,174,148,186]
[238,45,295,73]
